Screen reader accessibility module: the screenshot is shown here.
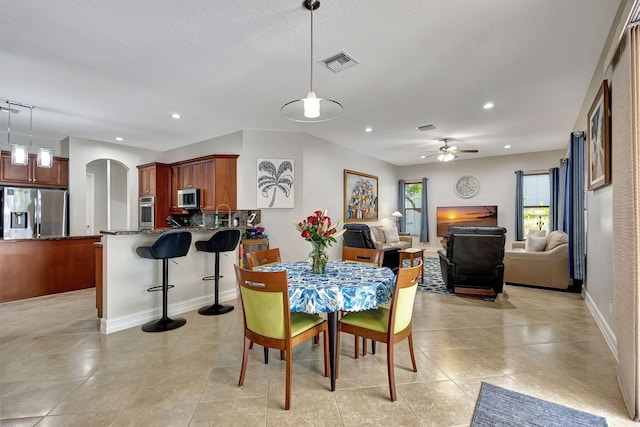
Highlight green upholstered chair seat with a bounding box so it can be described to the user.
[290,312,325,336]
[340,307,390,334]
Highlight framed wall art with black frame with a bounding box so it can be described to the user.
[344,169,378,222]
[587,80,611,190]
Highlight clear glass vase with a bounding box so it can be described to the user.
[309,241,328,274]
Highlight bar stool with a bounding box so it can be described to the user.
[195,229,241,315]
[136,230,192,332]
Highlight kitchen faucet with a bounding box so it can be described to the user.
[215,203,231,227]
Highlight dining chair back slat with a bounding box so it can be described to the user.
[246,248,281,269]
[342,247,384,267]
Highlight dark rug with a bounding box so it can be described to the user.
[471,382,608,427]
[411,257,496,301]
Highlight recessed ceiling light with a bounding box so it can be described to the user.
[504,145,511,149]
[115,137,123,142]
[171,113,181,119]
[483,102,494,110]
[365,127,372,133]
[420,155,426,159]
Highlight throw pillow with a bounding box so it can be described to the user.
[545,230,568,250]
[526,236,547,252]
[370,226,386,243]
[526,229,547,238]
[383,227,400,243]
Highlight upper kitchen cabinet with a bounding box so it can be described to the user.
[169,154,238,213]
[0,151,69,188]
[137,162,171,220]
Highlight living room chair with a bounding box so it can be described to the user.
[245,248,281,269]
[342,223,408,271]
[438,226,507,295]
[235,265,329,410]
[337,260,422,402]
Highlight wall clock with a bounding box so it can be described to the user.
[455,175,479,198]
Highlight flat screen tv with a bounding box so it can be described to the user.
[436,205,498,237]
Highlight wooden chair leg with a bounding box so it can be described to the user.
[354,335,360,359]
[280,350,285,360]
[408,333,417,372]
[285,347,292,410]
[387,341,397,401]
[372,340,376,354]
[239,337,251,386]
[323,329,329,378]
[264,347,269,364]
[362,337,367,356]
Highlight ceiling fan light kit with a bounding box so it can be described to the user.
[281,0,343,123]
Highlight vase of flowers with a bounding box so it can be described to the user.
[294,210,345,274]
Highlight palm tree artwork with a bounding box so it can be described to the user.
[257,159,294,208]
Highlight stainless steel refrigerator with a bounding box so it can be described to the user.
[2,187,68,239]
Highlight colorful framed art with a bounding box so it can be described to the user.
[344,169,378,222]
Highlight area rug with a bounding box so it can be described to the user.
[411,257,496,301]
[471,382,608,427]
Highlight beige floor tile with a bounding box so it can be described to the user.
[0,285,633,426]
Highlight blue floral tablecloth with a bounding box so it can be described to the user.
[256,261,396,314]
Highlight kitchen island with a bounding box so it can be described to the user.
[99,227,243,334]
[0,235,102,303]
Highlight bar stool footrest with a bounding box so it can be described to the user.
[202,275,224,281]
[147,285,175,292]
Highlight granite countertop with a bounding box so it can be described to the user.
[0,235,102,243]
[100,226,247,236]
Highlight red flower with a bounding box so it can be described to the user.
[301,229,312,238]
[308,215,318,225]
[314,210,323,216]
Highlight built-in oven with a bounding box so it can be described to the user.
[139,196,154,229]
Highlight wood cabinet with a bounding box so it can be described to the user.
[137,162,171,226]
[167,154,238,213]
[0,151,69,188]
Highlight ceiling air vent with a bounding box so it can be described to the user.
[320,51,359,73]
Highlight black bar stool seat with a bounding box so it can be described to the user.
[136,230,192,332]
[195,229,241,315]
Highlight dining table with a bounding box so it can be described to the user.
[256,260,396,391]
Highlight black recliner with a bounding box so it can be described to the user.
[136,231,192,332]
[342,223,400,272]
[438,226,507,294]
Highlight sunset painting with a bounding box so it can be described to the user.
[436,205,498,237]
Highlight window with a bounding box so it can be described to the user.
[522,173,550,233]
[403,181,422,235]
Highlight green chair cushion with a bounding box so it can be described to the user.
[339,307,390,333]
[290,312,325,336]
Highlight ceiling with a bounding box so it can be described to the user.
[0,0,622,166]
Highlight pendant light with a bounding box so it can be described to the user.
[281,0,343,122]
[6,100,53,168]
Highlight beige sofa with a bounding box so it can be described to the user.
[503,230,572,290]
[369,226,412,250]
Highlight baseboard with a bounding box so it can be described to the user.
[100,288,239,334]
[583,288,618,362]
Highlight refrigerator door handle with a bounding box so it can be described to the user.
[35,192,41,238]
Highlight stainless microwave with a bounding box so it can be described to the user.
[177,188,200,209]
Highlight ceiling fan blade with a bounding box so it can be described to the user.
[452,149,479,153]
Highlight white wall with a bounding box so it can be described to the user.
[66,137,162,236]
[86,160,108,232]
[399,150,566,248]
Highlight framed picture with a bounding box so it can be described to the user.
[257,158,294,208]
[587,80,611,190]
[344,169,378,222]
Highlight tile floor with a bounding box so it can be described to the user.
[0,283,635,426]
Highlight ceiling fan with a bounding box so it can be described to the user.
[421,138,479,162]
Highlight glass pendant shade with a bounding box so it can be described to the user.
[11,145,29,166]
[438,152,457,162]
[37,148,53,168]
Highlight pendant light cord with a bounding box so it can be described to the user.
[309,0,314,93]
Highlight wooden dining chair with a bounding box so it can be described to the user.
[341,246,385,357]
[235,265,329,410]
[336,260,422,402]
[342,246,385,266]
[245,248,281,269]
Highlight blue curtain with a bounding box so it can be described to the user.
[564,132,585,281]
[558,159,568,232]
[420,178,429,242]
[549,167,560,231]
[397,180,406,232]
[515,170,524,240]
